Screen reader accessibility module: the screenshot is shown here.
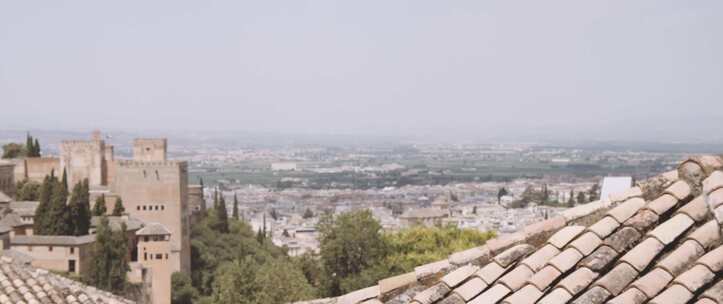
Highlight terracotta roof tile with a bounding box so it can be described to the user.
[630,267,673,298]
[486,232,525,254]
[547,247,584,273]
[500,284,542,304]
[664,180,692,201]
[526,265,561,290]
[647,213,695,245]
[468,284,510,304]
[649,283,694,304]
[624,209,660,235]
[708,189,723,210]
[686,220,721,250]
[703,171,723,195]
[555,267,598,295]
[449,246,491,266]
[415,260,450,280]
[497,264,534,291]
[677,195,709,222]
[493,244,535,268]
[695,298,718,304]
[700,279,723,303]
[475,261,510,285]
[538,287,573,304]
[657,239,705,276]
[595,262,638,295]
[609,186,643,203]
[714,205,723,225]
[522,216,566,241]
[674,264,715,293]
[645,194,679,216]
[587,216,620,239]
[618,237,665,272]
[436,294,464,304]
[572,286,612,304]
[568,231,603,255]
[696,245,723,272]
[339,285,379,304]
[441,265,478,288]
[580,245,619,272]
[561,200,614,223]
[451,277,486,301]
[605,227,642,253]
[607,197,646,223]
[608,287,647,304]
[412,282,450,304]
[519,244,560,271]
[547,226,586,249]
[379,272,416,294]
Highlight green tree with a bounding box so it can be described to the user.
[45,175,70,235]
[212,258,258,304]
[270,208,279,220]
[587,183,600,201]
[567,190,575,208]
[303,208,314,219]
[2,143,25,159]
[33,138,41,157]
[93,194,107,216]
[34,175,54,234]
[577,191,587,205]
[112,197,125,216]
[497,187,509,204]
[232,193,239,220]
[15,179,40,201]
[67,180,91,236]
[317,210,388,296]
[253,258,315,304]
[172,272,199,304]
[213,195,229,233]
[86,217,129,293]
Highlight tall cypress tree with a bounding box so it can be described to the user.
[112,197,125,216]
[47,177,70,235]
[33,138,40,156]
[34,175,53,234]
[232,193,239,220]
[79,179,91,229]
[25,133,33,156]
[86,217,128,293]
[61,168,68,191]
[93,194,107,216]
[67,182,82,235]
[214,194,229,233]
[199,178,206,213]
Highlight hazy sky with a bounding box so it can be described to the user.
[1,1,722,141]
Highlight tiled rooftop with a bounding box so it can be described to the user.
[0,256,135,304]
[298,155,723,304]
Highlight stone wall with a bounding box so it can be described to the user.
[60,140,107,187]
[12,157,60,184]
[0,161,15,197]
[133,139,167,162]
[112,160,191,274]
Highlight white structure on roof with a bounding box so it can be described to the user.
[271,162,297,171]
[600,176,633,201]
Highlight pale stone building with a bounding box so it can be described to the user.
[1,131,191,304]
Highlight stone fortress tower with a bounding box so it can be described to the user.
[45,131,190,274]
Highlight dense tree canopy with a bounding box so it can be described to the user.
[85,217,129,293]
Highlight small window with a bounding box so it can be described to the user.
[155,254,163,259]
[143,206,147,211]
[70,247,75,254]
[155,170,159,180]
[165,254,169,259]
[161,205,165,211]
[143,170,147,178]
[137,206,141,211]
[155,205,159,211]
[144,236,149,242]
[48,246,53,252]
